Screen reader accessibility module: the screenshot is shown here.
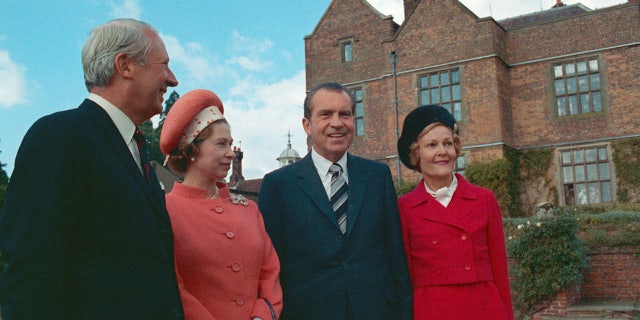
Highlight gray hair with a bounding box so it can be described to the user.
[81,18,155,90]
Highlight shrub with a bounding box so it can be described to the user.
[506,213,588,313]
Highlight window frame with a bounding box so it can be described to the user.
[418,68,462,121]
[552,57,603,117]
[350,87,364,136]
[559,145,613,206]
[341,41,353,63]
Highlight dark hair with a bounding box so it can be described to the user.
[166,119,228,176]
[303,82,355,119]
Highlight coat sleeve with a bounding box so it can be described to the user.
[251,210,283,320]
[381,168,413,320]
[485,191,514,320]
[397,195,415,285]
[0,117,80,319]
[175,260,217,320]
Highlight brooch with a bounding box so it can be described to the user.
[230,193,249,206]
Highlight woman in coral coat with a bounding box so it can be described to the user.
[160,89,282,320]
[396,105,514,320]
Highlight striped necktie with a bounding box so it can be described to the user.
[329,163,348,234]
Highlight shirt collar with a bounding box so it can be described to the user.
[311,148,348,181]
[424,174,458,199]
[88,93,137,143]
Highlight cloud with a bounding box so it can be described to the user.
[223,70,308,180]
[109,0,142,19]
[368,0,405,23]
[161,33,224,86]
[227,31,274,72]
[0,50,28,108]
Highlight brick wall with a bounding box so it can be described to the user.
[305,0,640,210]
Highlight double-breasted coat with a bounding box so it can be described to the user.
[398,174,514,320]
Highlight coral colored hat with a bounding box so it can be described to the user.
[160,89,224,155]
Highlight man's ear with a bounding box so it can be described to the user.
[302,117,312,136]
[114,53,134,79]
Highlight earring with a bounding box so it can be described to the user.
[190,157,196,162]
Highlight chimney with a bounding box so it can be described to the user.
[229,146,244,187]
[552,0,565,8]
[403,0,420,20]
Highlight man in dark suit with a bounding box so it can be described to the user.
[0,19,184,319]
[258,82,412,320]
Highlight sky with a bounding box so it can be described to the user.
[0,0,627,180]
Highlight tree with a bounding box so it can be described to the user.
[0,145,9,210]
[145,90,180,164]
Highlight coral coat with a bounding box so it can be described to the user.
[398,174,514,320]
[166,182,282,320]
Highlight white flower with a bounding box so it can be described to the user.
[517,224,524,230]
[536,222,542,227]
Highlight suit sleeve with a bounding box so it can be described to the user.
[257,172,284,256]
[486,191,514,320]
[381,167,413,320]
[252,210,283,320]
[0,117,81,319]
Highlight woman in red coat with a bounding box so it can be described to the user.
[397,105,514,320]
[160,89,282,320]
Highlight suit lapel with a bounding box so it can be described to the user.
[344,154,367,234]
[81,100,169,223]
[294,155,337,227]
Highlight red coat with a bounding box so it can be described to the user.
[398,174,514,320]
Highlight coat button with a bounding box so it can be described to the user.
[461,234,468,240]
[236,298,245,306]
[464,264,471,271]
[226,231,235,239]
[432,239,438,245]
[231,263,241,272]
[214,206,224,213]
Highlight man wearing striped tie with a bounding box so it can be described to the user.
[259,82,412,320]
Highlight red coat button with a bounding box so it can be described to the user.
[432,240,438,245]
[465,265,471,271]
[232,263,241,272]
[461,234,468,240]
[236,298,245,306]
[226,231,235,239]
[214,206,224,213]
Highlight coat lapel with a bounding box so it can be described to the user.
[404,179,465,229]
[294,155,338,227]
[344,154,367,234]
[81,100,169,222]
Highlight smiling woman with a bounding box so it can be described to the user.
[397,105,515,320]
[159,89,283,320]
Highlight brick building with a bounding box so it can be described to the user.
[304,0,640,214]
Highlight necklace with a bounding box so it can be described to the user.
[209,185,219,199]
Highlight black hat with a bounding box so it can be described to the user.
[397,105,458,170]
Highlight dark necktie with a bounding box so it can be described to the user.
[133,128,150,182]
[329,163,348,234]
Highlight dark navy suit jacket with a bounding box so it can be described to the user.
[0,100,184,319]
[258,153,412,320]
